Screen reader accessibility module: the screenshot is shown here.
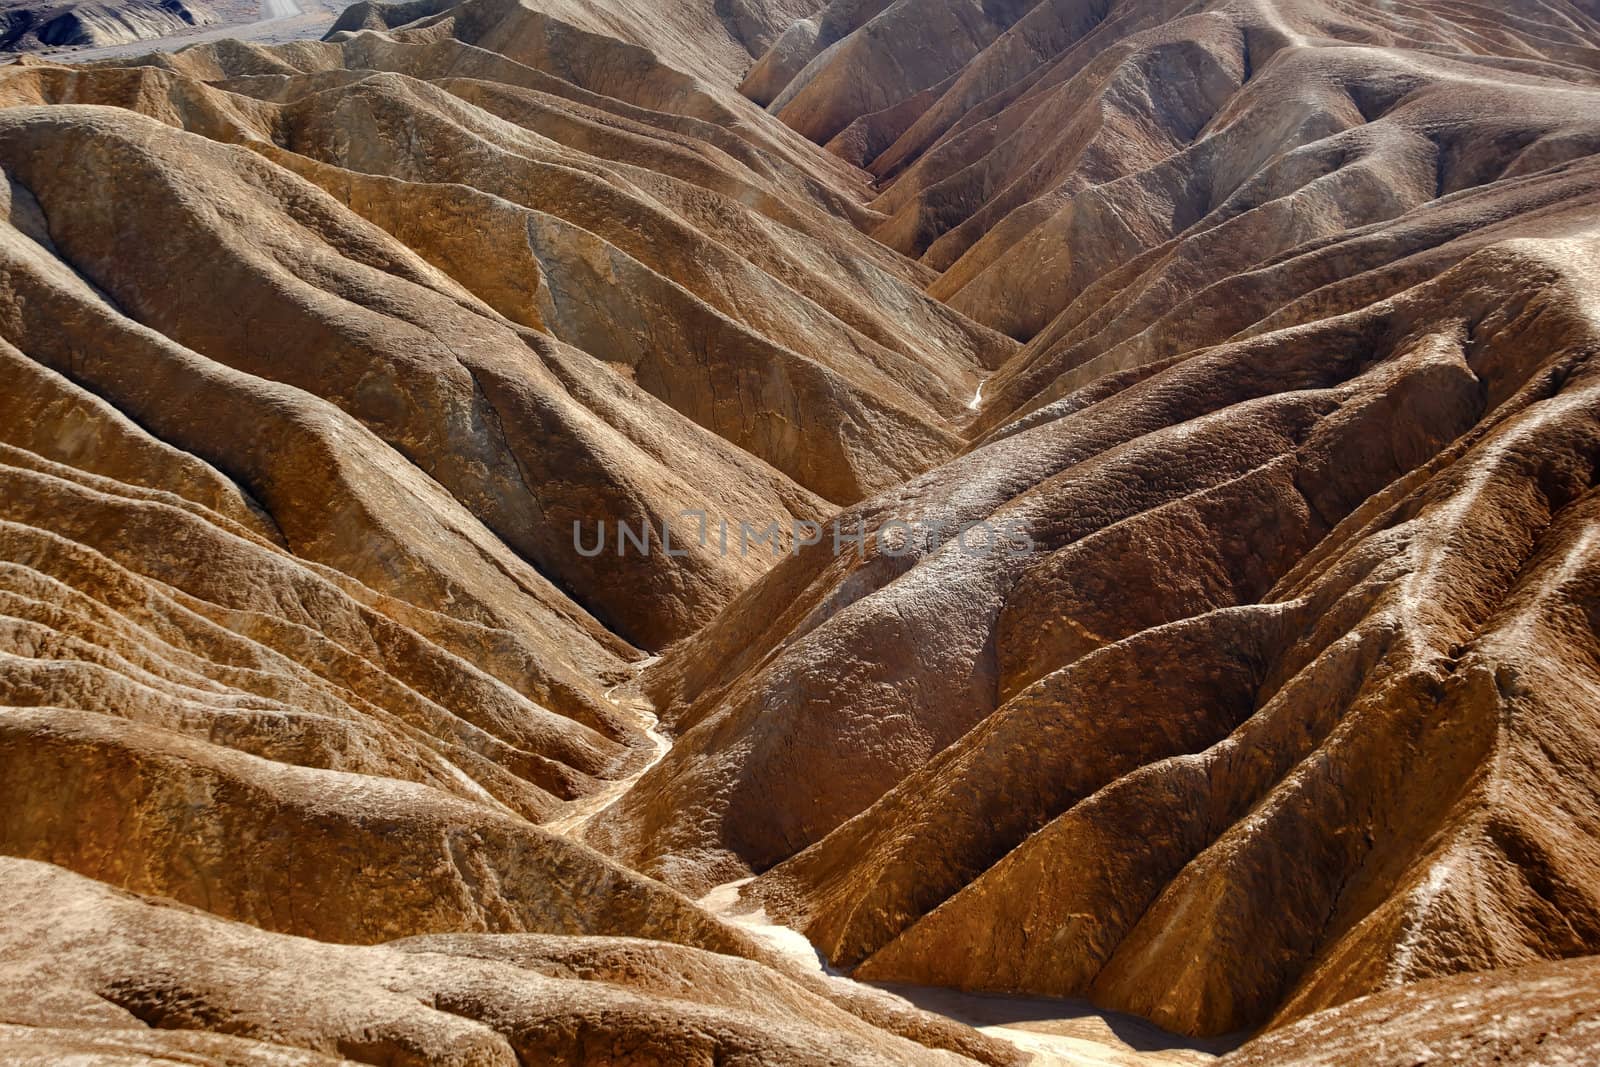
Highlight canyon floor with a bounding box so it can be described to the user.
[3,0,1600,1064]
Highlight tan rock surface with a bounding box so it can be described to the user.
[579,0,1600,1044]
[1219,954,1600,1066]
[0,0,221,53]
[0,2,1035,1061]
[5,0,1600,1060]
[755,0,1600,335]
[757,0,1032,145]
[330,0,823,85]
[610,230,1600,1035]
[0,857,1012,1065]
[0,1024,358,1067]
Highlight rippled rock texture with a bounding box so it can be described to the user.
[594,0,1600,1048]
[0,0,218,53]
[3,0,1600,1062]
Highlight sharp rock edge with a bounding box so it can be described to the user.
[1,0,1600,1065]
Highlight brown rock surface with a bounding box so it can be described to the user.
[1219,954,1600,1066]
[0,0,1041,1059]
[330,0,824,85]
[5,0,1600,1061]
[0,857,1011,1065]
[579,0,1600,1046]
[608,232,1600,1037]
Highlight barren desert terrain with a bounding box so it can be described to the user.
[2,0,1600,1064]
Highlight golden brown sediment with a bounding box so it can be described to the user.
[3,0,1600,1062]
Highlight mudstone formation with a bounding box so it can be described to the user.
[0,0,217,52]
[2,0,1600,1063]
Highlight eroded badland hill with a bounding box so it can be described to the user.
[3,0,1600,1063]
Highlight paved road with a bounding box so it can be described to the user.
[57,0,352,63]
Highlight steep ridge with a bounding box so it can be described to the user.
[579,0,1600,1045]
[329,0,825,85]
[0,3,1033,1063]
[0,0,219,52]
[3,0,1600,1062]
[0,857,1010,1065]
[0,22,1015,649]
[1219,953,1600,1065]
[744,0,1600,280]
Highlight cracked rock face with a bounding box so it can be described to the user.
[2,0,1600,1063]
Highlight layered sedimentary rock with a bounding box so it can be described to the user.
[0,0,217,52]
[0,857,1012,1066]
[0,2,1025,1061]
[5,0,1600,1061]
[586,0,1600,1044]
[1219,954,1600,1066]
